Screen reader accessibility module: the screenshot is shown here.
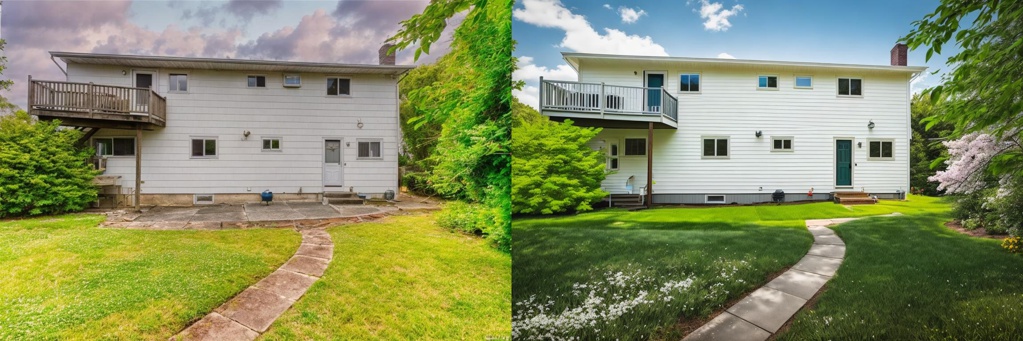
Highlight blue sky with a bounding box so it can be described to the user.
[512,0,954,107]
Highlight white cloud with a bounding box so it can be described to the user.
[514,85,541,110]
[911,72,929,95]
[603,4,612,10]
[717,52,735,59]
[618,6,647,24]
[513,0,667,56]
[694,0,744,31]
[513,56,579,109]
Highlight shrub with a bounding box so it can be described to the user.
[512,118,608,215]
[0,112,98,217]
[1003,236,1021,254]
[401,171,436,196]
[436,200,509,252]
[987,176,1023,236]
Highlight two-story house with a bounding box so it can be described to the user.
[28,46,411,208]
[539,44,926,207]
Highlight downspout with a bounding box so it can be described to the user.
[50,55,68,79]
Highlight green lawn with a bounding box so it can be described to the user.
[261,213,511,340]
[0,214,301,340]
[512,196,951,340]
[778,211,1023,340]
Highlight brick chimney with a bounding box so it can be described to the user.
[379,44,396,65]
[891,43,908,66]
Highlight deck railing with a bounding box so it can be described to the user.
[540,79,678,122]
[29,79,167,124]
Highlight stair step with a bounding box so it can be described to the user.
[327,198,365,205]
[834,191,870,198]
[324,192,358,198]
[838,197,876,205]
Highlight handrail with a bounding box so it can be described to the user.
[541,79,678,123]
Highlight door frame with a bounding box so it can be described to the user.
[322,137,345,188]
[834,137,855,188]
[131,70,157,113]
[643,70,667,113]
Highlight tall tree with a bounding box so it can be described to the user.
[0,39,17,113]
[910,94,952,195]
[390,0,512,250]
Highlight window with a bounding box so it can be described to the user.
[838,78,862,96]
[706,195,726,204]
[869,140,894,160]
[327,77,351,96]
[758,75,778,89]
[262,137,281,151]
[357,140,382,159]
[607,142,619,170]
[190,138,217,158]
[624,138,646,156]
[795,76,812,89]
[247,75,266,88]
[772,137,793,152]
[94,137,135,156]
[679,73,700,92]
[702,137,729,158]
[283,74,301,87]
[169,74,188,92]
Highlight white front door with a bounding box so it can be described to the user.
[323,139,343,187]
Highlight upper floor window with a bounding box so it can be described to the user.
[169,74,188,92]
[624,138,646,156]
[838,78,862,96]
[327,77,351,96]
[758,75,778,89]
[679,73,700,93]
[283,74,302,87]
[94,137,135,156]
[248,75,266,88]
[795,76,812,89]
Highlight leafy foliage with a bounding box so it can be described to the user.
[0,39,15,113]
[398,62,444,196]
[909,94,952,195]
[512,107,607,214]
[0,112,98,217]
[390,0,512,251]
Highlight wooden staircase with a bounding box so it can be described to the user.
[833,191,877,205]
[609,194,646,211]
[324,191,364,205]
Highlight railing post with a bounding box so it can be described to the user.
[538,76,544,112]
[27,75,33,111]
[88,82,95,113]
[600,82,605,118]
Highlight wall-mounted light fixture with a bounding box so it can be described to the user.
[867,120,875,129]
[122,70,127,75]
[243,130,251,138]
[633,71,638,75]
[857,142,863,148]
[755,130,763,138]
[346,141,351,147]
[357,119,364,129]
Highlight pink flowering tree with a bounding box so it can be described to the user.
[928,133,1015,194]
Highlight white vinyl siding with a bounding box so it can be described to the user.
[581,61,911,195]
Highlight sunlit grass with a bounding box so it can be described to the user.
[0,214,301,340]
[262,213,511,340]
[512,195,949,340]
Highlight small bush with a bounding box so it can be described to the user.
[1002,236,1021,254]
[512,118,608,215]
[437,200,510,252]
[401,171,436,196]
[950,191,990,221]
[963,218,983,230]
[0,112,98,217]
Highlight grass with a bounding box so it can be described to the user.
[261,213,511,340]
[512,196,950,340]
[778,211,1023,340]
[0,214,301,340]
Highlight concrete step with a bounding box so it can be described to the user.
[834,191,870,198]
[327,198,364,205]
[324,192,358,199]
[838,197,876,205]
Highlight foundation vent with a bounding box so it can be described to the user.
[193,194,215,205]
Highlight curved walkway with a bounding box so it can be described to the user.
[682,216,883,341]
[170,226,336,341]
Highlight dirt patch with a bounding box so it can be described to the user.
[944,220,1008,239]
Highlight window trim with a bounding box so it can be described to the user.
[678,72,701,94]
[757,75,779,90]
[247,75,267,88]
[283,74,302,88]
[794,75,813,89]
[701,136,730,159]
[190,136,218,159]
[705,195,726,204]
[326,76,352,97]
[356,138,383,160]
[771,136,794,152]
[623,138,647,156]
[261,136,282,152]
[92,136,137,157]
[867,139,895,161]
[837,77,864,97]
[168,72,190,93]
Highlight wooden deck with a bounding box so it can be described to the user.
[539,78,678,129]
[28,77,167,129]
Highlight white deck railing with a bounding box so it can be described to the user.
[539,79,678,122]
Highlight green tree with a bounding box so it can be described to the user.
[0,111,98,216]
[397,61,444,195]
[0,39,17,113]
[512,103,607,214]
[390,0,512,251]
[910,93,953,195]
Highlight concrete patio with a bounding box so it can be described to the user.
[101,202,390,229]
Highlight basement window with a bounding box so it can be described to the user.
[193,194,215,205]
[624,138,646,156]
[94,137,135,156]
[706,195,726,204]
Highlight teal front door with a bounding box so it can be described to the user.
[836,140,852,186]
[646,73,664,113]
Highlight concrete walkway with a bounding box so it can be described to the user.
[170,227,335,340]
[682,216,895,341]
[100,202,387,230]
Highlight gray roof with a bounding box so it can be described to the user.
[51,51,414,76]
[562,52,927,75]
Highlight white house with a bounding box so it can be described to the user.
[27,46,411,207]
[539,44,926,206]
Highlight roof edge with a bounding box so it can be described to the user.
[561,52,927,73]
[50,51,415,73]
